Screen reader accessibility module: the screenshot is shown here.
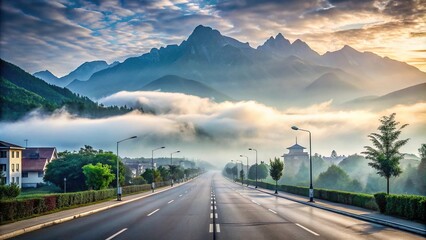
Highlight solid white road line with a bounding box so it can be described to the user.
[296,223,320,236]
[168,200,174,204]
[209,224,213,233]
[216,224,221,233]
[105,228,127,240]
[147,209,160,216]
[179,194,182,197]
[251,200,260,205]
[268,209,277,214]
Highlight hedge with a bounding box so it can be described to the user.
[239,179,426,222]
[241,179,378,211]
[0,182,169,223]
[381,194,426,222]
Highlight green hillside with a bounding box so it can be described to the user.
[0,59,133,121]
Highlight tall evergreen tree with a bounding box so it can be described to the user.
[362,113,409,194]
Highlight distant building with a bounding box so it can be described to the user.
[283,140,309,177]
[0,141,25,187]
[22,147,57,188]
[323,150,346,164]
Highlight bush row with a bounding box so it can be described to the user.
[242,179,378,211]
[242,179,426,222]
[374,193,426,222]
[0,182,169,223]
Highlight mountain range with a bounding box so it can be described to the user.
[33,25,425,108]
[34,60,119,87]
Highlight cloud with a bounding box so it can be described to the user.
[2,91,424,166]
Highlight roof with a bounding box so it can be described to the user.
[287,143,306,150]
[22,147,57,172]
[0,141,25,150]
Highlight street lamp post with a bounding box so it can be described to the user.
[64,177,67,193]
[116,136,137,201]
[291,126,314,202]
[248,148,257,188]
[170,150,180,165]
[235,159,243,185]
[152,146,165,192]
[240,155,249,186]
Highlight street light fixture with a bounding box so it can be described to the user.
[248,148,257,188]
[170,150,180,165]
[116,136,137,201]
[291,125,314,202]
[240,155,249,186]
[152,146,165,192]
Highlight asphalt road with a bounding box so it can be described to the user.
[12,172,423,240]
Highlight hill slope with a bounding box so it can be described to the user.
[142,75,231,102]
[0,59,132,121]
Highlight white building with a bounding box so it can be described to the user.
[0,141,25,187]
[22,147,57,188]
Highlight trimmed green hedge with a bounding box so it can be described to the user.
[241,179,426,222]
[242,179,378,211]
[0,182,169,223]
[382,194,426,222]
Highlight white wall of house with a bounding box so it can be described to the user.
[0,149,22,188]
[22,171,43,188]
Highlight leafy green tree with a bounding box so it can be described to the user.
[232,166,238,180]
[131,176,147,185]
[347,179,363,192]
[158,166,170,181]
[169,165,184,181]
[417,144,426,195]
[82,163,115,190]
[316,165,351,191]
[294,163,309,186]
[141,169,162,184]
[248,163,269,181]
[362,113,409,194]
[0,183,20,199]
[44,147,124,191]
[270,157,284,194]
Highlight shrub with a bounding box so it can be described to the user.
[374,192,387,213]
[385,194,426,222]
[0,183,21,199]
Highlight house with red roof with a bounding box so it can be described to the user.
[22,147,57,188]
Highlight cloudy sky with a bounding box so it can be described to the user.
[1,0,425,76]
[1,91,424,166]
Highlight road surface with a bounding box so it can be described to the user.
[11,172,423,240]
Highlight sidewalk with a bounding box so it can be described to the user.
[0,181,189,240]
[242,183,426,236]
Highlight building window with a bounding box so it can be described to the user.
[12,164,15,172]
[16,177,19,184]
[38,172,44,178]
[0,151,6,158]
[12,177,15,183]
[22,172,28,178]
[17,151,20,158]
[16,164,19,171]
[0,164,5,171]
[12,151,15,158]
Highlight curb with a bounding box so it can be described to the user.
[0,178,197,240]
[227,178,426,236]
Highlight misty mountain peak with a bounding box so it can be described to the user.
[341,45,358,54]
[188,25,222,43]
[258,33,291,50]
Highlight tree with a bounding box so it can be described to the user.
[82,163,115,190]
[315,165,351,191]
[270,157,284,194]
[417,144,426,195]
[239,169,245,185]
[249,163,269,181]
[170,165,184,181]
[131,176,147,185]
[141,169,162,184]
[158,166,170,181]
[44,148,123,191]
[232,166,238,180]
[362,113,409,194]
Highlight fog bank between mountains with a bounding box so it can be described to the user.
[1,91,424,165]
